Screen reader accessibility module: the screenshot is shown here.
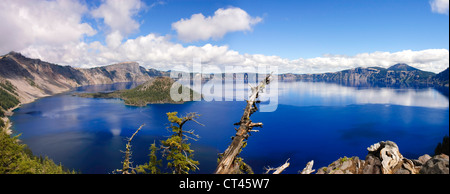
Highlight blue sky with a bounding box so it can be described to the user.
[0,0,448,73]
[135,0,449,59]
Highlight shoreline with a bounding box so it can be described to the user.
[2,104,22,135]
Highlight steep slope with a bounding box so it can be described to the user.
[0,51,167,104]
[434,67,449,87]
[0,52,85,103]
[77,62,157,85]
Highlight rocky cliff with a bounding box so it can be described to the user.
[0,51,168,104]
[280,63,448,87]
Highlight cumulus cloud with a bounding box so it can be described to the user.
[430,0,449,14]
[0,0,96,54]
[22,31,449,74]
[291,49,449,74]
[1,1,447,75]
[91,0,145,46]
[172,7,263,42]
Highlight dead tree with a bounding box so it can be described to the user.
[264,158,291,174]
[114,124,145,174]
[215,73,272,174]
[300,160,315,174]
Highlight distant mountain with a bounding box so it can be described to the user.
[434,67,449,87]
[387,63,420,71]
[0,51,168,104]
[280,63,447,87]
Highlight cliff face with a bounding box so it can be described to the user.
[77,62,155,85]
[279,63,446,87]
[0,52,166,104]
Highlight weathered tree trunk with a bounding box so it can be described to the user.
[264,158,291,174]
[300,160,315,174]
[215,74,272,174]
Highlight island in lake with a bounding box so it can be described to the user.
[74,76,198,106]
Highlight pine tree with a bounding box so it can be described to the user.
[161,112,203,174]
[136,141,162,174]
[0,130,75,174]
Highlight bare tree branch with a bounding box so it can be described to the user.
[264,158,290,174]
[215,74,273,174]
[300,160,315,174]
[114,124,145,174]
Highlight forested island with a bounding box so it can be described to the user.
[74,76,198,106]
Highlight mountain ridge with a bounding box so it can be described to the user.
[1,51,448,105]
[0,51,169,104]
[280,63,448,87]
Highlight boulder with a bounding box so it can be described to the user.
[318,156,363,174]
[413,154,432,166]
[418,154,432,164]
[362,154,382,174]
[419,154,449,174]
[363,140,419,174]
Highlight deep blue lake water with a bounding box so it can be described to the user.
[10,81,449,174]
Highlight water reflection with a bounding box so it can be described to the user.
[73,82,142,93]
[278,82,449,108]
[10,81,449,173]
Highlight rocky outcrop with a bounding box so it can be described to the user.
[316,140,449,174]
[316,156,364,174]
[419,154,449,174]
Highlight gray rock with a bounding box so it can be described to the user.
[419,154,449,174]
[363,154,382,174]
[418,154,432,164]
[316,167,326,174]
[341,160,352,170]
[394,168,411,174]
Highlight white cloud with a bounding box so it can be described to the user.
[430,0,449,14]
[1,2,447,75]
[22,31,449,75]
[91,0,144,37]
[0,0,96,54]
[293,49,449,74]
[172,7,262,42]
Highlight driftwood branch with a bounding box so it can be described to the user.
[300,160,315,174]
[215,74,272,174]
[265,158,291,174]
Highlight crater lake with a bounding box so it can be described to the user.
[10,81,449,174]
